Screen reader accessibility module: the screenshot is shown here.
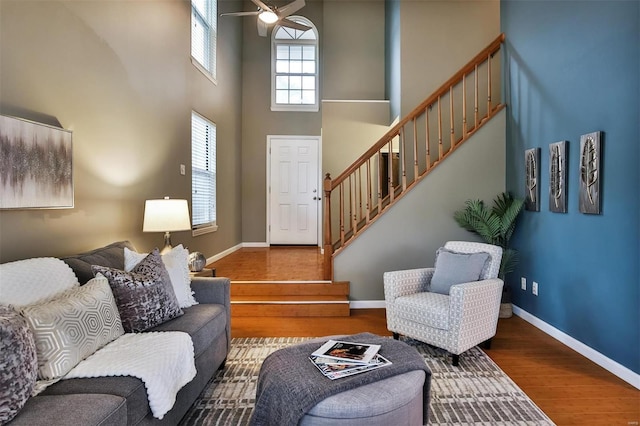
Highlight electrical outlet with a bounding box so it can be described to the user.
[180,164,186,175]
[521,277,527,290]
[532,281,539,296]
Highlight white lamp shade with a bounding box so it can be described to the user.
[143,198,191,232]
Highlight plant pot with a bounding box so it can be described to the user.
[499,285,513,318]
[499,302,513,318]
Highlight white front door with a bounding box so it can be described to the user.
[268,136,320,245]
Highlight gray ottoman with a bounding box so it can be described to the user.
[300,369,426,425]
[297,336,427,426]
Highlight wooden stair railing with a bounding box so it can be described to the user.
[323,34,506,280]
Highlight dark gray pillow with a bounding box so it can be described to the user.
[430,248,490,295]
[0,305,37,424]
[62,241,136,285]
[92,249,183,333]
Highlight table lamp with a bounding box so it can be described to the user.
[143,197,191,254]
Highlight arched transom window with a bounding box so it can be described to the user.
[271,16,318,112]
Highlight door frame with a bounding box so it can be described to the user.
[266,135,323,247]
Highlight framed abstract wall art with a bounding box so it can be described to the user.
[524,147,540,211]
[0,115,73,209]
[549,141,567,213]
[579,131,602,215]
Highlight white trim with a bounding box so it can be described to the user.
[513,305,640,390]
[242,242,270,248]
[322,100,390,104]
[191,57,217,85]
[232,280,331,284]
[192,224,218,237]
[231,300,349,305]
[205,243,243,264]
[350,300,386,309]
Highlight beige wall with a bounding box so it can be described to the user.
[322,0,386,100]
[321,101,390,178]
[0,0,244,262]
[399,0,500,116]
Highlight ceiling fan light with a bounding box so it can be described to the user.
[258,10,278,24]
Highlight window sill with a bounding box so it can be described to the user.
[191,57,217,85]
[192,224,218,237]
[271,104,319,113]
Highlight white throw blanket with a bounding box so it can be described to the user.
[65,331,196,420]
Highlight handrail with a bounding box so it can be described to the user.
[330,33,505,190]
[323,34,506,280]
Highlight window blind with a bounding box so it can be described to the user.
[191,112,216,229]
[191,0,217,79]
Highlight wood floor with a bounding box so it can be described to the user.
[211,247,639,426]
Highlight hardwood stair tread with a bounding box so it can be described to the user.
[232,295,348,303]
[230,280,351,317]
[231,281,349,297]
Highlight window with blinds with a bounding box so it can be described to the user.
[191,0,217,80]
[191,112,216,233]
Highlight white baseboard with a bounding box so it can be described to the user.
[513,305,640,390]
[350,300,386,309]
[206,243,243,264]
[242,242,269,248]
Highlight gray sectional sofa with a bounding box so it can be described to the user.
[6,241,231,425]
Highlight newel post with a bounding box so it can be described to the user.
[323,173,333,280]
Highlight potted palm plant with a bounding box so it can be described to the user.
[453,192,525,318]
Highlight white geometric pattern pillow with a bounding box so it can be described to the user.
[20,275,124,380]
[124,245,197,308]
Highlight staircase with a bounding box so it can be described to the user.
[322,34,506,279]
[230,280,350,317]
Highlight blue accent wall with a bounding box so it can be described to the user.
[502,0,639,374]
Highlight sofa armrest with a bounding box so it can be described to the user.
[383,268,435,302]
[191,276,231,350]
[191,276,230,306]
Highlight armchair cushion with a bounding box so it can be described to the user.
[395,292,450,330]
[430,248,490,295]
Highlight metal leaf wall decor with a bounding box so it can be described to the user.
[579,131,602,214]
[549,141,567,213]
[524,148,540,211]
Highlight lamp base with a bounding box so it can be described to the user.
[160,231,173,254]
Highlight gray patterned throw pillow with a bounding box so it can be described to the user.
[93,249,183,333]
[0,305,37,424]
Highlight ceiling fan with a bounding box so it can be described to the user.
[221,0,311,37]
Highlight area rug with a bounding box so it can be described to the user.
[180,337,555,425]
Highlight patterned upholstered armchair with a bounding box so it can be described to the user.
[384,241,503,366]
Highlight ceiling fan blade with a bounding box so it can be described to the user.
[250,0,274,13]
[220,11,260,17]
[278,17,311,32]
[277,0,305,18]
[257,19,269,37]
